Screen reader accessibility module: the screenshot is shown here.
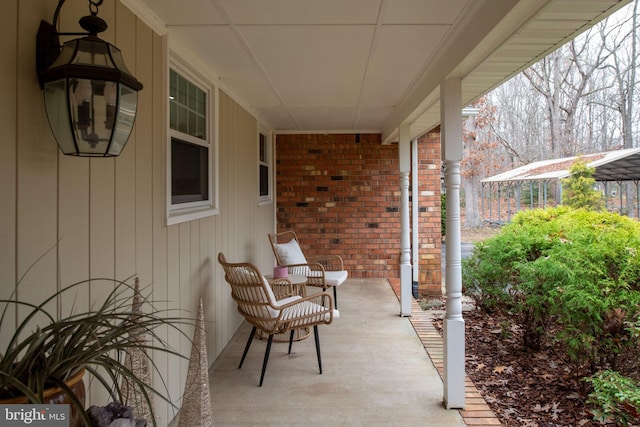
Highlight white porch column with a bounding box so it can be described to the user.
[399,122,412,316]
[441,78,465,409]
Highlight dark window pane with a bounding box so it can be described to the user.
[172,138,209,204]
[259,133,267,162]
[260,164,269,197]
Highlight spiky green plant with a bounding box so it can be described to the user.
[0,273,192,426]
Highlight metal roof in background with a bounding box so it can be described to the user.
[481,148,640,184]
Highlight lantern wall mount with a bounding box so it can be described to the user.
[36,0,143,157]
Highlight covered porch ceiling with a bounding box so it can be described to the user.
[123,0,629,144]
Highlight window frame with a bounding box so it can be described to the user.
[167,57,219,225]
[258,128,273,206]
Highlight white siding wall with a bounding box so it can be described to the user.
[1,0,275,424]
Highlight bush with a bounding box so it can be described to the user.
[463,207,640,370]
[561,159,603,210]
[463,207,568,348]
[585,370,640,426]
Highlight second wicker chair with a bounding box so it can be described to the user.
[218,252,338,386]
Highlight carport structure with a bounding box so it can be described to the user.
[481,147,640,223]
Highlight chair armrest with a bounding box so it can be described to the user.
[307,254,344,271]
[280,262,328,288]
[275,292,335,327]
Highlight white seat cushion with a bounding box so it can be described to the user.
[273,295,302,307]
[324,270,348,287]
[269,294,302,318]
[308,270,348,287]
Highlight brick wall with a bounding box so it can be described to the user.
[417,130,443,296]
[275,132,442,295]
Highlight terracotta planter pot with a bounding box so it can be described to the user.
[0,369,86,427]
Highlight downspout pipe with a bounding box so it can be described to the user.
[412,138,419,298]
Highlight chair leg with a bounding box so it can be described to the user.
[239,326,257,369]
[333,286,338,308]
[313,325,322,375]
[288,329,295,354]
[259,334,274,387]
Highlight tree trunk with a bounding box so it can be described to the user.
[464,176,482,228]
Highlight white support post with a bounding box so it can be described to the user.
[441,78,465,409]
[399,123,412,317]
[411,139,419,297]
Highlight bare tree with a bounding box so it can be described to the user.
[490,73,549,163]
[523,29,611,157]
[600,1,639,150]
[462,98,506,227]
[596,1,639,215]
[462,2,640,219]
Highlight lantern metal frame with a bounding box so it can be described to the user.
[36,0,143,157]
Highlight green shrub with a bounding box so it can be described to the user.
[585,370,640,426]
[463,207,640,368]
[561,159,603,210]
[463,207,567,347]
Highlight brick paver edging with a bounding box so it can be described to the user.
[389,280,502,426]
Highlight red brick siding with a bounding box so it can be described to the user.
[417,130,443,296]
[275,132,442,295]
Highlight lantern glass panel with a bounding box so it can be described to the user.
[44,79,75,154]
[108,45,134,74]
[68,78,109,155]
[108,84,138,155]
[73,39,112,67]
[48,41,77,69]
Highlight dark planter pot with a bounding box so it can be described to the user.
[0,369,86,427]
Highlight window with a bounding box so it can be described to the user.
[167,62,218,224]
[258,130,273,205]
[171,138,208,204]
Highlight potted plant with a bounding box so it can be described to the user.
[0,265,192,426]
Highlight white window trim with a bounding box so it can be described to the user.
[166,56,219,226]
[258,127,273,206]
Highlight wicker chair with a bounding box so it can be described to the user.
[268,231,348,307]
[217,253,338,386]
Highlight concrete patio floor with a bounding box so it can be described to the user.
[206,278,466,426]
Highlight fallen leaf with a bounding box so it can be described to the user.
[533,403,551,412]
[493,365,514,374]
